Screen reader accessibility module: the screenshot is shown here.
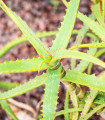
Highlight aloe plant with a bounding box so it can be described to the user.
[0,0,105,119]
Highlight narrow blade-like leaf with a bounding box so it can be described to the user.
[88,48,105,74]
[77,12,105,42]
[80,103,105,120]
[0,57,52,74]
[51,49,105,69]
[70,42,105,50]
[0,100,18,120]
[74,38,98,72]
[63,70,105,92]
[0,31,57,58]
[0,81,19,91]
[43,67,61,120]
[91,3,105,26]
[81,90,98,117]
[51,0,80,52]
[0,0,51,59]
[0,74,46,100]
[55,108,82,117]
[71,13,96,70]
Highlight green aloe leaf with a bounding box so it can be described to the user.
[71,13,96,70]
[51,0,80,52]
[62,70,105,92]
[43,67,61,120]
[0,30,97,58]
[0,31,57,58]
[81,89,98,117]
[55,108,82,117]
[88,48,105,74]
[0,81,19,91]
[91,3,105,26]
[62,0,104,42]
[0,74,46,100]
[77,12,105,42]
[94,93,105,104]
[91,0,100,4]
[0,100,18,120]
[70,42,105,50]
[51,49,105,69]
[0,57,52,74]
[80,103,105,120]
[101,0,105,20]
[0,0,51,59]
[74,38,98,72]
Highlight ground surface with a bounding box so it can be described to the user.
[0,0,105,120]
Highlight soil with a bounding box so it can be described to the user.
[0,0,105,120]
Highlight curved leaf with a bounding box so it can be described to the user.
[51,49,105,69]
[51,0,80,52]
[70,42,105,50]
[42,67,61,120]
[0,0,52,59]
[0,57,52,74]
[0,30,97,58]
[80,103,105,120]
[0,74,46,100]
[63,70,105,92]
[0,31,57,58]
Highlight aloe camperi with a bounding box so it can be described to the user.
[0,0,105,120]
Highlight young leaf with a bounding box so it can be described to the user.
[51,49,105,69]
[51,0,80,52]
[0,0,52,59]
[0,100,18,120]
[0,74,46,100]
[42,67,61,120]
[62,70,105,92]
[0,57,52,74]
[70,42,105,50]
